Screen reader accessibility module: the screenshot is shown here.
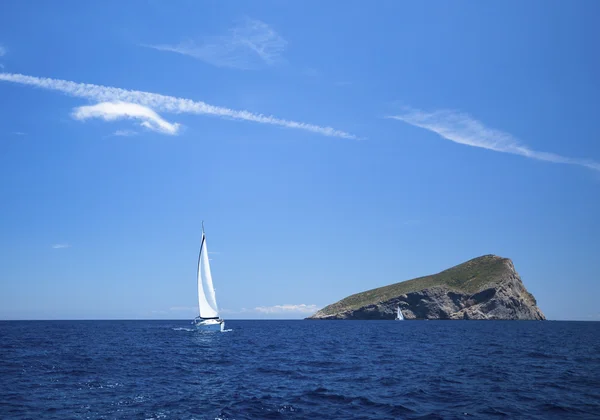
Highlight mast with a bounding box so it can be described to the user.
[196,224,204,318]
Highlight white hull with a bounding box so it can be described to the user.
[193,318,225,332]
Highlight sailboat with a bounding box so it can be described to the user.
[395,305,404,321]
[192,222,225,332]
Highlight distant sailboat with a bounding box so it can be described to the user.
[193,222,225,332]
[395,305,404,321]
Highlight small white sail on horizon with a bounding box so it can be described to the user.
[395,305,404,321]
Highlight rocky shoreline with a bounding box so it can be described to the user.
[307,256,545,320]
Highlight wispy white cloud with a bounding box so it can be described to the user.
[219,305,320,318]
[0,73,357,139]
[169,306,197,312]
[12,131,26,136]
[113,129,138,137]
[150,307,196,317]
[52,243,71,249]
[303,67,319,78]
[388,108,600,172]
[254,304,319,314]
[219,308,247,314]
[146,19,287,70]
[72,102,180,135]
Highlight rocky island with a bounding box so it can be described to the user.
[307,255,545,320]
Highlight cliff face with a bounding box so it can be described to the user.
[307,255,545,320]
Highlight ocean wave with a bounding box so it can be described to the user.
[2,320,598,419]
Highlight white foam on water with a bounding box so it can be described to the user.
[172,327,195,332]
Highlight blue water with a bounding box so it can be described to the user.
[1,320,599,419]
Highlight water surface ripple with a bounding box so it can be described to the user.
[1,320,599,419]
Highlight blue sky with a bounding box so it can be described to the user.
[1,1,599,320]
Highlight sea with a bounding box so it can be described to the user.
[1,320,599,420]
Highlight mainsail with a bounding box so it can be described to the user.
[197,231,219,319]
[396,306,404,320]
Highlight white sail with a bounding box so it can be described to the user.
[197,232,219,319]
[396,306,404,320]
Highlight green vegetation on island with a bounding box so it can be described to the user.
[311,254,543,320]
